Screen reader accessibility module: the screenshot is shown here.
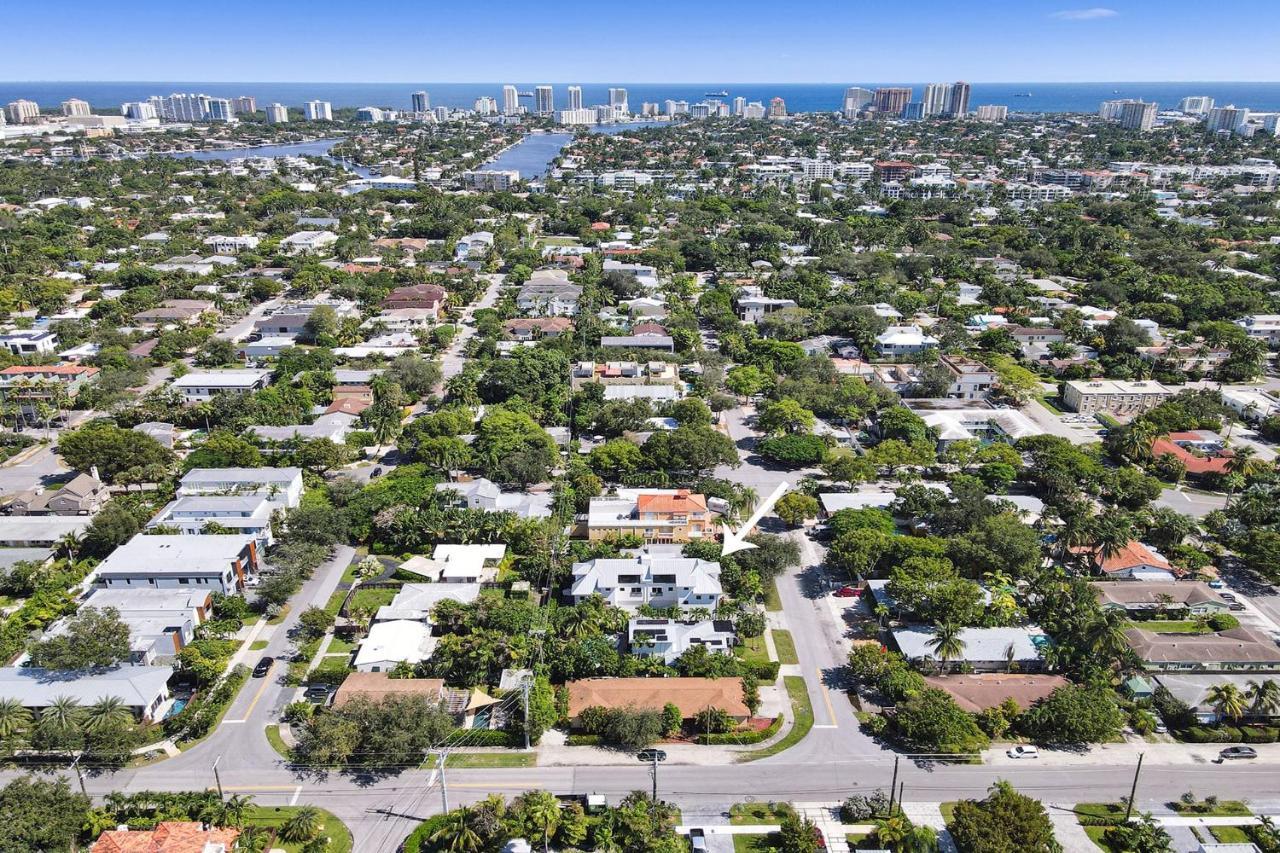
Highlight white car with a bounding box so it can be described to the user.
[1007,745,1039,759]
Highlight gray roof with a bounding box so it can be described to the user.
[891,626,1048,664]
[0,666,173,709]
[95,534,253,577]
[180,467,302,487]
[0,517,91,545]
[1153,673,1279,713]
[374,583,482,622]
[599,335,674,348]
[570,555,721,597]
[1125,627,1280,666]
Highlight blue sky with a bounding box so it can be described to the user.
[4,0,1278,82]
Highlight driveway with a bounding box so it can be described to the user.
[1155,487,1228,519]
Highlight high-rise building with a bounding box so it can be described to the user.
[534,86,554,115]
[642,102,660,117]
[475,96,498,116]
[6,99,40,124]
[501,85,520,115]
[902,102,926,121]
[304,100,333,121]
[433,106,449,122]
[149,93,212,122]
[266,103,289,124]
[1178,96,1214,116]
[233,96,257,115]
[690,103,711,119]
[411,91,430,113]
[1206,105,1249,134]
[768,97,787,118]
[558,108,595,125]
[946,82,971,118]
[743,102,766,120]
[732,96,746,116]
[974,104,1008,123]
[1119,100,1157,132]
[842,87,874,118]
[61,98,91,117]
[873,87,912,117]
[205,99,235,123]
[1098,98,1139,121]
[922,83,952,117]
[121,101,156,121]
[608,88,629,112]
[0,111,5,127]
[567,86,583,111]
[356,106,386,123]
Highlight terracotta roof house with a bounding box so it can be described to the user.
[1072,540,1175,580]
[503,317,574,341]
[922,673,1070,713]
[1125,627,1280,672]
[1092,581,1229,615]
[567,676,750,721]
[1151,432,1234,478]
[133,299,215,327]
[333,672,447,708]
[91,822,239,853]
[631,321,669,337]
[381,283,447,314]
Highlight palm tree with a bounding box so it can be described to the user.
[428,807,482,853]
[926,623,966,674]
[523,791,562,853]
[279,806,322,843]
[0,698,32,740]
[1247,679,1280,718]
[39,696,84,737]
[1084,609,1132,668]
[1115,421,1157,463]
[210,793,254,829]
[235,825,269,852]
[875,815,912,848]
[83,697,132,734]
[1207,683,1248,724]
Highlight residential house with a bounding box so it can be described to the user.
[91,821,239,853]
[382,284,447,315]
[0,365,99,416]
[736,291,798,323]
[566,677,750,724]
[249,412,358,444]
[890,626,1049,672]
[1152,673,1280,723]
[602,260,660,290]
[239,336,295,359]
[0,329,58,356]
[1073,540,1175,580]
[517,273,582,316]
[568,553,723,610]
[571,360,679,390]
[586,489,711,543]
[938,355,997,400]
[1150,431,1234,480]
[146,494,275,548]
[503,317,574,341]
[0,665,174,723]
[353,620,435,672]
[1007,326,1067,346]
[600,334,675,353]
[911,404,1043,448]
[0,516,92,547]
[395,544,506,583]
[1236,314,1280,346]
[875,325,940,357]
[373,582,482,623]
[1125,627,1280,672]
[171,369,270,403]
[628,618,736,664]
[6,472,108,516]
[435,478,553,518]
[1092,581,1229,616]
[92,534,259,595]
[921,673,1070,712]
[279,230,339,255]
[178,467,304,509]
[133,299,215,327]
[203,234,260,254]
[455,231,494,261]
[1221,389,1280,423]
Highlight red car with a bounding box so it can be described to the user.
[833,585,860,598]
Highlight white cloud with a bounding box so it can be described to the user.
[1050,7,1119,20]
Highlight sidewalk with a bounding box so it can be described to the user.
[1047,804,1108,853]
[983,741,1280,766]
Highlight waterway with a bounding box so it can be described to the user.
[163,138,374,177]
[478,121,664,179]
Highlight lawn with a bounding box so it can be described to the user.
[264,724,292,760]
[730,802,792,825]
[1171,800,1251,817]
[445,752,536,768]
[939,801,959,825]
[764,577,782,612]
[327,636,357,653]
[1074,803,1135,852]
[347,586,400,614]
[267,604,291,625]
[771,629,799,665]
[1125,620,1206,634]
[1036,395,1065,414]
[733,834,782,853]
[1210,826,1254,844]
[736,635,772,668]
[241,806,352,853]
[323,588,348,615]
[741,676,812,761]
[250,640,268,651]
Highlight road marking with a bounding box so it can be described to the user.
[220,719,246,724]
[812,724,839,729]
[215,785,301,792]
[225,671,274,724]
[289,786,302,805]
[817,667,838,727]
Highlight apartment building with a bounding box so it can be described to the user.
[586,489,711,543]
[1062,379,1173,414]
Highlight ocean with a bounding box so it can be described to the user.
[4,81,1280,115]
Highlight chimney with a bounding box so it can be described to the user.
[90,465,100,481]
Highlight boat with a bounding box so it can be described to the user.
[705,90,729,97]
[1014,92,1033,97]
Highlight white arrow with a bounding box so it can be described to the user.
[720,481,790,556]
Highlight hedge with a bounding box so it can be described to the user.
[448,728,520,747]
[403,814,451,853]
[566,734,602,746]
[749,661,781,681]
[696,714,784,745]
[1178,725,1279,743]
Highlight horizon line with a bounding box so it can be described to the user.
[5,79,1280,86]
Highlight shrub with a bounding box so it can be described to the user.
[1208,613,1241,632]
[841,789,891,822]
[566,734,601,746]
[696,715,784,745]
[859,714,889,737]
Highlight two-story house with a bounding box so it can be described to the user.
[586,489,711,543]
[568,553,723,610]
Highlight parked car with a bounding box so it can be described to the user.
[1208,579,1226,589]
[242,576,261,588]
[252,657,274,678]
[303,685,333,702]
[1220,746,1258,760]
[689,828,707,851]
[1007,745,1039,759]
[1219,592,1237,600]
[833,585,860,598]
[1154,721,1169,734]
[1230,602,1247,612]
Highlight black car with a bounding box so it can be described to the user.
[1229,602,1247,611]
[1220,746,1258,760]
[252,657,275,678]
[303,684,332,702]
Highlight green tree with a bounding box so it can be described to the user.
[757,399,816,435]
[774,492,819,527]
[1018,685,1124,745]
[1207,683,1248,724]
[58,422,175,483]
[0,775,91,853]
[29,607,131,671]
[280,806,323,842]
[926,623,966,673]
[949,781,1061,853]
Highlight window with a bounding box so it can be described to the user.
[179,578,189,585]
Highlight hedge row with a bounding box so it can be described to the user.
[748,661,781,681]
[566,734,602,746]
[696,714,784,745]
[448,728,520,747]
[1178,725,1280,743]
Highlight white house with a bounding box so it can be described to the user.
[0,330,58,356]
[628,618,736,664]
[171,369,270,403]
[876,325,939,357]
[91,534,259,595]
[178,467,304,509]
[0,666,174,722]
[455,231,494,261]
[146,494,275,548]
[354,620,436,672]
[279,230,339,255]
[568,553,722,610]
[435,478,553,519]
[203,234,260,254]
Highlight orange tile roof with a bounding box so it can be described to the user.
[92,822,239,853]
[1073,540,1172,574]
[332,672,446,708]
[567,677,749,719]
[636,490,707,514]
[1,365,99,377]
[1151,438,1232,476]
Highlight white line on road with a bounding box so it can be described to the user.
[290,785,302,805]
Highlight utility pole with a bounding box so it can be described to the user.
[887,755,900,814]
[651,750,659,802]
[521,675,534,750]
[1125,752,1145,822]
[211,755,224,801]
[437,751,450,813]
[71,755,88,797]
[897,781,905,815]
